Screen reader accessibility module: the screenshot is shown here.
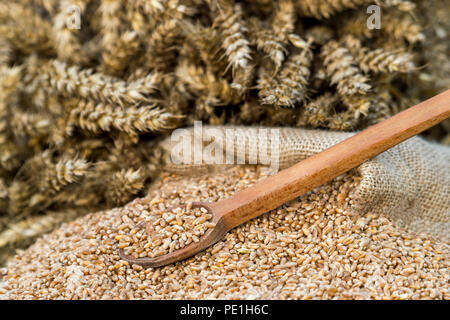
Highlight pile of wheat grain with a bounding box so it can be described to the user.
[0,165,447,300]
[119,203,215,259]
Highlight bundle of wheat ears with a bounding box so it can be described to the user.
[0,0,448,265]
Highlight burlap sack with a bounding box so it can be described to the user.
[161,126,449,241]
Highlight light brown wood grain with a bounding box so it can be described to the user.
[119,89,450,268]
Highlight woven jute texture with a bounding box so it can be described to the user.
[161,126,449,241]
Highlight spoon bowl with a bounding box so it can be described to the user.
[118,202,229,268]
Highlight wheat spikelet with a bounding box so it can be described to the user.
[327,110,360,131]
[6,181,33,217]
[342,94,372,120]
[68,100,177,135]
[256,64,277,101]
[0,209,80,253]
[100,1,141,76]
[175,58,233,125]
[309,57,328,93]
[297,92,337,128]
[249,18,287,70]
[143,0,195,20]
[185,24,229,76]
[343,35,415,73]
[100,0,125,33]
[0,2,54,54]
[105,31,140,76]
[126,1,149,34]
[272,0,296,41]
[212,3,253,91]
[296,0,372,19]
[142,18,182,72]
[321,40,371,96]
[362,88,394,125]
[11,112,52,140]
[42,60,159,107]
[383,12,425,44]
[298,92,370,130]
[156,74,190,116]
[380,0,416,12]
[259,37,313,108]
[6,152,90,216]
[175,60,239,107]
[105,168,146,206]
[100,0,125,58]
[50,165,107,208]
[0,66,22,168]
[20,55,49,102]
[132,0,165,16]
[263,52,312,107]
[40,158,90,194]
[0,66,21,108]
[230,65,255,95]
[216,6,252,70]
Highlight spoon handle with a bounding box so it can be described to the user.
[213,89,450,230]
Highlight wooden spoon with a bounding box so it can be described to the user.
[119,89,450,268]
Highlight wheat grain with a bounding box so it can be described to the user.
[321,41,371,97]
